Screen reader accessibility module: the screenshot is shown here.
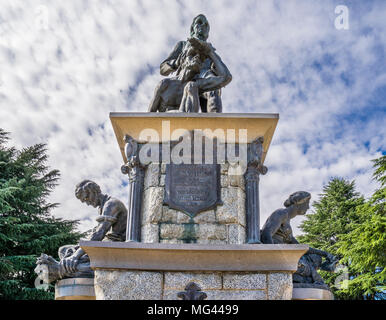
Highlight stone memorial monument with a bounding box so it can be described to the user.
[36,14,334,300]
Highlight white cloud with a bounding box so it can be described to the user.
[0,0,385,237]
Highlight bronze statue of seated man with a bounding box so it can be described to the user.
[148,15,232,113]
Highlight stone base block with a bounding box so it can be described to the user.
[55,278,95,300]
[81,241,308,300]
[94,270,162,300]
[80,241,308,272]
[93,270,292,300]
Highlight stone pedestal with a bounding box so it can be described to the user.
[80,241,308,300]
[55,278,95,300]
[79,112,310,300]
[292,288,334,300]
[111,113,279,245]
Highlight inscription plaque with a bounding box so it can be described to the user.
[164,164,221,217]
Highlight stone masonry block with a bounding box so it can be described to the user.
[94,270,162,300]
[227,224,246,244]
[193,210,216,224]
[223,273,266,290]
[161,206,192,224]
[160,174,165,187]
[196,224,227,241]
[144,163,160,189]
[141,187,163,224]
[141,223,159,243]
[159,223,200,241]
[159,223,186,239]
[267,272,293,300]
[228,173,245,191]
[220,175,229,187]
[216,187,246,226]
[164,272,222,290]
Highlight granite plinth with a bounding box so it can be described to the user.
[80,241,308,272]
[80,242,305,300]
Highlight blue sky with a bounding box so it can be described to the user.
[0,0,385,234]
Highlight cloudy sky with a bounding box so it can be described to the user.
[0,0,385,235]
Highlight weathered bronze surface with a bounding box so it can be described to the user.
[164,163,221,217]
[260,191,338,289]
[148,14,232,113]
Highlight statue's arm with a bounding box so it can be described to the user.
[160,41,184,76]
[307,247,329,257]
[307,247,337,269]
[89,221,114,241]
[197,47,232,92]
[60,202,120,273]
[261,211,286,244]
[90,200,121,241]
[208,49,232,82]
[59,219,113,273]
[290,235,300,244]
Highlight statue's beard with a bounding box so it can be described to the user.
[179,58,202,81]
[186,60,201,73]
[193,30,208,41]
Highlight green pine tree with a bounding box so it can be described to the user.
[337,156,386,300]
[0,129,86,300]
[297,177,365,299]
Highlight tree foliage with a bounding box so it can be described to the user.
[0,129,85,300]
[298,177,365,254]
[337,156,386,300]
[298,156,386,300]
[297,177,365,299]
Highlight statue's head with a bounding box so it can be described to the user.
[190,14,210,41]
[284,191,311,215]
[75,180,102,208]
